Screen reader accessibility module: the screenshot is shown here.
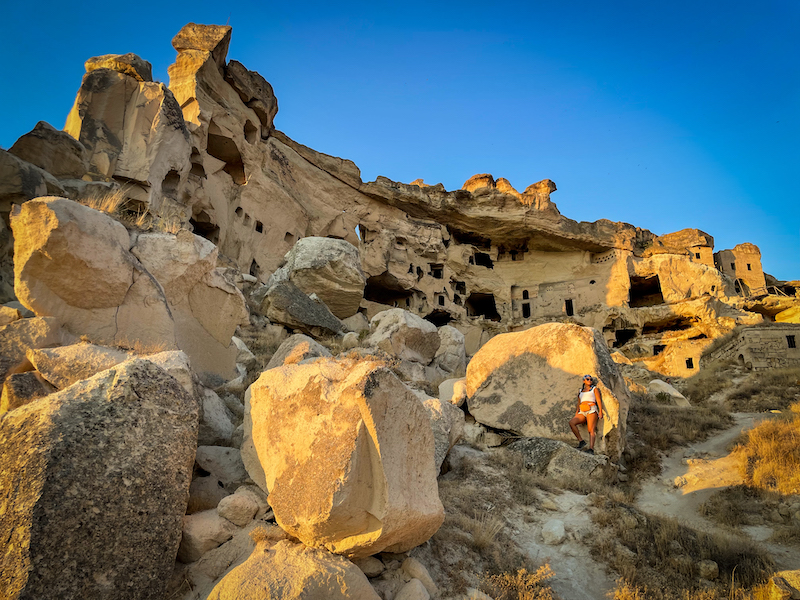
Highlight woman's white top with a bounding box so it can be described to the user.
[579,386,598,405]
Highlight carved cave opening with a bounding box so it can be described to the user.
[641,316,694,335]
[629,275,665,307]
[207,121,246,185]
[364,273,413,306]
[466,292,501,322]
[190,148,206,178]
[425,310,454,327]
[244,120,258,144]
[450,228,491,249]
[474,253,494,269]
[162,169,180,198]
[613,329,637,348]
[190,210,220,245]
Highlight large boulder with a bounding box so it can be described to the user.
[365,308,440,364]
[253,280,344,337]
[647,379,690,407]
[8,121,89,179]
[207,538,380,600]
[268,237,366,320]
[224,60,279,131]
[244,357,444,557]
[0,149,65,212]
[507,437,616,483]
[0,359,198,599]
[416,393,465,472]
[85,53,153,82]
[431,325,467,376]
[12,199,246,380]
[466,323,630,459]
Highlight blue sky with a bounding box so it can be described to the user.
[2,1,798,279]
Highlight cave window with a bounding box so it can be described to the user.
[747,263,752,271]
[654,344,666,356]
[364,274,413,306]
[454,294,462,306]
[565,299,574,316]
[474,253,494,268]
[438,295,445,306]
[522,303,531,319]
[590,280,596,285]
[207,120,246,185]
[510,250,518,261]
[408,264,414,274]
[357,224,368,242]
[162,169,180,198]
[255,221,263,233]
[284,232,295,244]
[395,237,406,248]
[711,285,715,291]
[430,264,443,279]
[695,252,701,259]
[469,256,475,265]
[235,207,243,218]
[613,329,637,348]
[189,210,220,244]
[244,120,258,144]
[249,260,260,278]
[465,292,501,321]
[735,281,741,293]
[522,290,529,300]
[190,148,206,178]
[731,263,735,270]
[788,335,797,349]
[455,281,466,294]
[416,266,423,280]
[424,310,454,327]
[685,357,694,369]
[243,214,251,226]
[629,275,665,307]
[406,298,411,307]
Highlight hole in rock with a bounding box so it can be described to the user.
[641,317,694,335]
[629,275,665,307]
[255,221,263,233]
[284,232,295,244]
[425,310,453,327]
[466,292,501,321]
[565,299,574,316]
[244,120,258,144]
[207,120,246,184]
[474,253,494,269]
[522,303,531,319]
[364,273,413,306]
[190,210,220,244]
[162,169,180,197]
[613,329,637,348]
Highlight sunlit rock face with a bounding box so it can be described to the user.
[466,322,630,459]
[244,357,444,558]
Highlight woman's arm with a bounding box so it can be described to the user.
[594,387,603,418]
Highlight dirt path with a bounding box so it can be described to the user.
[635,412,799,571]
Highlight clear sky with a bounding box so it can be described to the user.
[2,1,798,279]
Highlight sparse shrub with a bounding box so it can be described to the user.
[469,511,505,550]
[725,368,800,412]
[77,186,128,216]
[683,359,736,405]
[481,565,555,600]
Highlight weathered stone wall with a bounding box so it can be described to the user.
[714,243,766,296]
[707,324,800,370]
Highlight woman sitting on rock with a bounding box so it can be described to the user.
[569,374,603,454]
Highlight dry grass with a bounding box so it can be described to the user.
[736,403,800,495]
[79,186,128,215]
[591,498,774,599]
[624,393,733,481]
[682,359,737,405]
[481,565,556,600]
[76,187,186,234]
[725,368,800,412]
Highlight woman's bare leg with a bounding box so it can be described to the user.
[586,413,599,449]
[569,414,586,440]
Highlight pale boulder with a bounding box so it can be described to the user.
[207,539,380,600]
[401,557,438,598]
[366,308,441,364]
[245,357,444,557]
[265,333,332,370]
[143,350,194,396]
[0,371,52,413]
[199,388,236,446]
[396,579,430,600]
[648,379,690,407]
[195,445,249,490]
[217,492,259,527]
[26,343,129,389]
[343,312,370,333]
[188,475,230,514]
[268,237,366,320]
[467,323,630,459]
[418,392,465,471]
[178,509,239,563]
[776,306,800,323]
[0,305,20,327]
[0,359,198,599]
[232,336,257,369]
[432,325,467,376]
[542,519,566,545]
[438,377,467,407]
[254,280,345,337]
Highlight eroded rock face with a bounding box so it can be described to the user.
[467,323,629,459]
[9,121,89,179]
[253,280,344,337]
[208,538,380,600]
[265,333,332,370]
[269,237,366,320]
[244,357,444,557]
[85,53,153,82]
[0,359,198,600]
